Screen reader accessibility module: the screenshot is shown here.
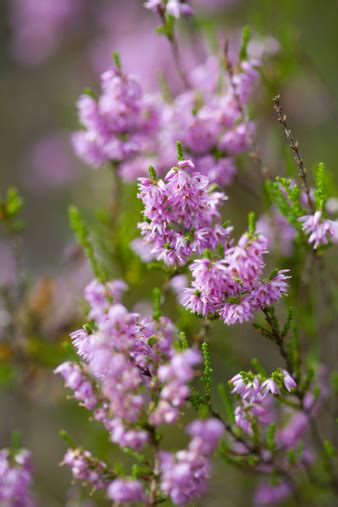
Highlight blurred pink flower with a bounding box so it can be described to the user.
[22,133,81,190]
[10,0,85,64]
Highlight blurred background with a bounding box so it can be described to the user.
[0,0,338,505]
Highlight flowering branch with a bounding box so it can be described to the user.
[273,94,315,213]
[255,307,338,491]
[155,7,190,88]
[225,37,267,181]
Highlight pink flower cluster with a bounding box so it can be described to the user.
[84,278,128,321]
[108,478,146,504]
[159,419,224,505]
[181,232,290,324]
[159,57,259,185]
[54,278,234,505]
[0,448,35,507]
[150,349,201,425]
[62,449,108,490]
[229,369,327,505]
[253,385,328,506]
[55,361,98,410]
[230,370,297,434]
[136,159,232,266]
[72,68,159,169]
[298,211,338,249]
[73,54,260,186]
[56,277,201,448]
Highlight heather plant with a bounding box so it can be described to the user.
[54,145,337,505]
[1,1,338,507]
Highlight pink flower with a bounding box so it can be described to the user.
[262,378,280,396]
[159,419,223,506]
[250,270,290,308]
[137,158,230,267]
[298,211,336,249]
[108,479,145,503]
[282,370,297,392]
[255,481,291,505]
[220,300,253,325]
[0,448,36,505]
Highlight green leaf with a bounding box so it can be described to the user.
[314,162,327,212]
[201,342,213,400]
[323,440,336,457]
[123,447,146,463]
[248,211,256,235]
[82,87,96,98]
[217,244,225,258]
[268,268,279,281]
[113,51,122,70]
[83,323,94,335]
[11,431,21,451]
[189,389,205,410]
[287,448,296,465]
[266,306,280,334]
[281,307,295,338]
[253,322,273,340]
[164,13,175,38]
[0,187,25,234]
[148,165,157,181]
[267,423,277,452]
[59,429,76,448]
[251,357,267,376]
[69,205,106,281]
[6,187,23,217]
[217,383,235,424]
[179,331,188,351]
[156,13,175,39]
[239,26,250,61]
[147,336,157,347]
[203,249,212,259]
[265,178,305,231]
[176,141,184,162]
[152,287,162,321]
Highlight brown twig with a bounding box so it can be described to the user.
[273,95,315,213]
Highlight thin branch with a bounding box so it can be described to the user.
[157,8,190,88]
[261,308,294,375]
[273,95,315,212]
[225,41,268,180]
[259,308,338,492]
[146,427,161,507]
[210,406,301,502]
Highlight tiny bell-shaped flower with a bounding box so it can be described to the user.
[282,370,297,392]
